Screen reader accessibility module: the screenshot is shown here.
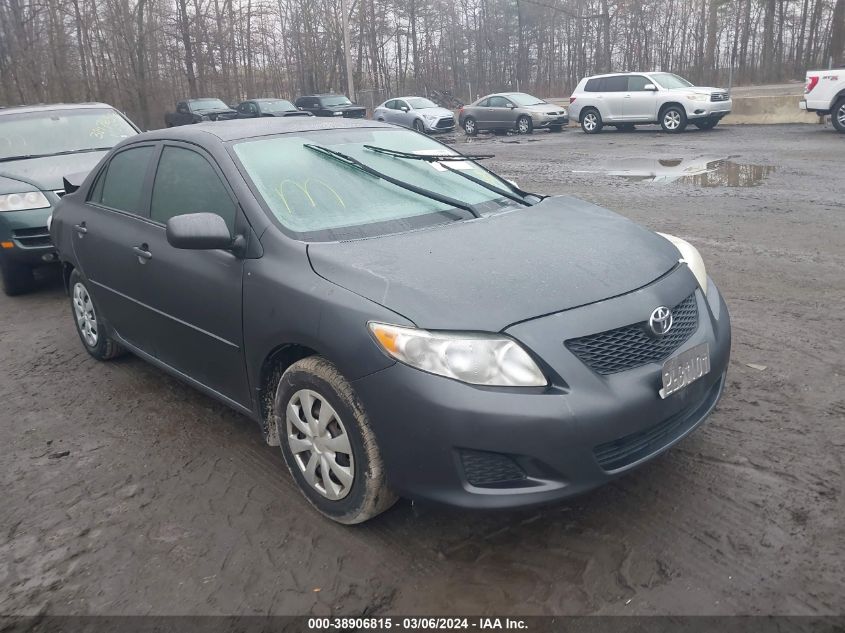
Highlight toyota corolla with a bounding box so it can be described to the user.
[50,118,731,524]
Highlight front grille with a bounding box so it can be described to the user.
[710,92,729,102]
[566,293,699,375]
[13,226,51,248]
[436,117,455,129]
[460,449,526,487]
[593,375,722,471]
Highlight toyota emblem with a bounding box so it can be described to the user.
[649,306,673,336]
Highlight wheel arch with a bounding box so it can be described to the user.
[832,89,845,109]
[658,101,685,118]
[579,105,600,122]
[61,261,75,295]
[258,342,320,445]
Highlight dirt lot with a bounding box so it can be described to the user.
[1,123,843,616]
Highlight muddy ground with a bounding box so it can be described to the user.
[1,124,843,616]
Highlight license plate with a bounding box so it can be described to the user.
[659,343,710,399]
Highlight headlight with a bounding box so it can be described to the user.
[332,111,344,116]
[422,113,438,122]
[0,191,50,212]
[686,93,708,102]
[369,322,547,387]
[657,233,707,295]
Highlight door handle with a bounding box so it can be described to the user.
[132,244,152,262]
[73,222,87,235]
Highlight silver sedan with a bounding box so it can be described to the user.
[373,97,456,133]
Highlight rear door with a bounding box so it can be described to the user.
[602,76,629,121]
[72,143,159,354]
[133,143,249,405]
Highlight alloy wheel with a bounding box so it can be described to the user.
[464,119,475,135]
[286,389,355,501]
[518,117,530,133]
[583,113,597,131]
[72,282,98,347]
[664,110,681,130]
[838,103,845,129]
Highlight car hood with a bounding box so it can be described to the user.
[417,107,454,118]
[667,86,725,95]
[522,103,566,114]
[0,151,107,192]
[308,196,681,331]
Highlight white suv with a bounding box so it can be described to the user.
[569,72,732,134]
[800,68,845,132]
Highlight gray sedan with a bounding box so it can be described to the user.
[458,92,568,135]
[373,97,456,133]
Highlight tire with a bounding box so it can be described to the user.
[549,125,563,132]
[274,356,397,524]
[412,119,426,134]
[581,108,603,134]
[832,98,845,133]
[660,105,687,133]
[1,260,34,296]
[463,116,478,136]
[68,269,124,361]
[516,115,533,134]
[694,119,718,130]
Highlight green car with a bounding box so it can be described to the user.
[0,103,139,295]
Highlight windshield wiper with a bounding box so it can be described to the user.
[303,144,481,218]
[0,147,113,163]
[363,145,535,206]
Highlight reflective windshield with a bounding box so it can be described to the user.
[508,93,546,106]
[0,108,138,160]
[407,97,438,109]
[321,96,353,107]
[191,99,229,110]
[650,73,694,89]
[232,128,516,240]
[260,100,297,112]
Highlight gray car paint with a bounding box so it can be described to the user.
[50,118,731,510]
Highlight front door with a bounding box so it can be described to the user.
[624,75,659,121]
[486,96,513,128]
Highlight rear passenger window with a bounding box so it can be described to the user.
[94,145,154,214]
[604,76,628,92]
[584,78,602,92]
[150,146,236,233]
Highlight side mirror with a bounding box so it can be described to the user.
[166,213,232,250]
[507,104,516,109]
[400,106,410,112]
[644,83,657,91]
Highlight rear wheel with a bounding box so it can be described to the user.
[695,119,718,130]
[413,118,426,134]
[463,116,478,136]
[69,269,124,360]
[661,106,687,133]
[274,357,397,524]
[517,115,533,134]
[581,109,603,134]
[832,98,845,133]
[1,260,34,296]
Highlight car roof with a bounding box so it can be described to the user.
[582,71,662,79]
[0,102,119,116]
[298,94,346,98]
[251,98,294,102]
[136,117,392,143]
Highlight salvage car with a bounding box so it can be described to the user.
[294,94,366,118]
[800,68,845,132]
[50,118,731,524]
[0,102,139,295]
[234,98,314,119]
[458,92,568,135]
[164,98,237,127]
[373,96,455,133]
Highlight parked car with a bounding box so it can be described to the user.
[458,92,568,136]
[800,68,845,132]
[235,98,314,119]
[0,102,139,295]
[373,97,455,133]
[164,98,237,127]
[568,72,732,134]
[50,118,730,524]
[294,94,366,118]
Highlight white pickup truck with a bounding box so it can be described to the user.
[800,68,845,132]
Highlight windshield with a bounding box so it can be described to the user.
[320,96,353,107]
[407,98,438,109]
[260,100,297,112]
[232,128,516,241]
[649,73,694,89]
[191,99,229,111]
[0,108,137,160]
[508,93,546,106]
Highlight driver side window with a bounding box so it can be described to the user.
[488,96,510,108]
[150,146,236,234]
[628,76,652,91]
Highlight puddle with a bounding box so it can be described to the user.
[573,156,775,187]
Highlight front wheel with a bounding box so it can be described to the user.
[517,115,533,134]
[694,119,718,130]
[413,118,426,134]
[69,269,124,360]
[463,117,478,136]
[1,260,34,296]
[832,98,845,133]
[275,356,397,524]
[661,106,687,133]
[581,109,603,134]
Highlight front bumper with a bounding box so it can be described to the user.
[0,207,56,266]
[353,268,730,509]
[686,100,732,120]
[533,113,569,128]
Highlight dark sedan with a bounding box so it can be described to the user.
[235,98,314,118]
[50,118,730,524]
[294,94,366,118]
